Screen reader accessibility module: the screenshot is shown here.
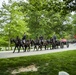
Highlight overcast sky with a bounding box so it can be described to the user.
[0,0,3,7]
[0,0,28,8]
[0,0,8,8]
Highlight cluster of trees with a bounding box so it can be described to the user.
[0,0,76,48]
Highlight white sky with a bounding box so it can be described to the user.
[0,0,27,8]
[0,0,8,8]
[0,0,63,8]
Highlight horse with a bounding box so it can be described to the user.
[32,39,40,51]
[22,39,31,52]
[38,39,49,50]
[49,37,57,49]
[10,38,24,53]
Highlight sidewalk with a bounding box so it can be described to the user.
[0,44,76,58]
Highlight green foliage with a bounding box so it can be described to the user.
[71,14,76,35]
[0,47,2,51]
[0,1,29,47]
[24,0,67,38]
[0,0,76,47]
[0,36,8,46]
[0,50,76,75]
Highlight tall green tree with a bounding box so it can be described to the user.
[0,0,29,49]
[21,0,69,38]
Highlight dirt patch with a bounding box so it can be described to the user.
[11,64,38,75]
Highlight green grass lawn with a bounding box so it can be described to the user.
[0,50,76,75]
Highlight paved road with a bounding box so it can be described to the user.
[0,44,76,58]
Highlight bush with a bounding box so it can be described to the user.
[0,47,2,51]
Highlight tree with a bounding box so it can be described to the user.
[71,13,76,38]
[0,0,76,51]
[0,0,29,50]
[19,0,68,39]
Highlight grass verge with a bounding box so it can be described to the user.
[0,50,76,75]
